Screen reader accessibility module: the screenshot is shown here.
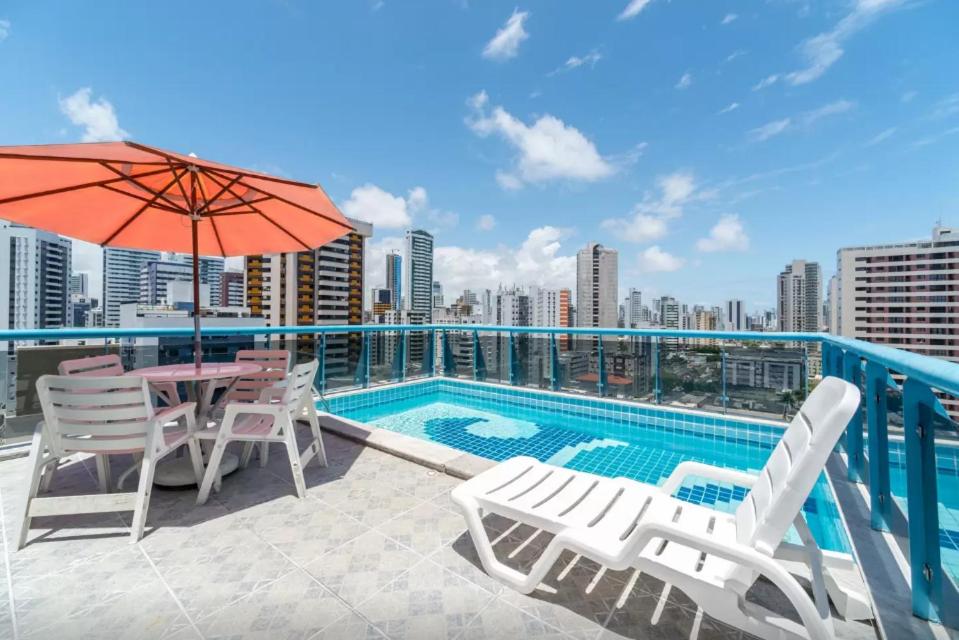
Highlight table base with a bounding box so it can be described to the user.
[154,452,240,488]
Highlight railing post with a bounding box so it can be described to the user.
[842,350,865,482]
[802,343,809,400]
[903,377,943,622]
[472,330,487,382]
[653,337,662,403]
[865,360,891,532]
[316,333,327,394]
[549,333,560,391]
[423,329,435,377]
[720,349,728,414]
[508,332,519,385]
[597,335,606,397]
[821,342,831,377]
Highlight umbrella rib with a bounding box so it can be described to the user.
[209,216,226,257]
[98,162,188,214]
[204,195,272,216]
[101,167,190,245]
[0,166,171,206]
[99,184,184,213]
[206,173,313,251]
[196,173,243,215]
[207,169,352,232]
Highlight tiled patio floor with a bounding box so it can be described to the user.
[0,427,878,639]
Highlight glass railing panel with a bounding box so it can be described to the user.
[514,333,549,389]
[443,330,472,380]
[605,334,656,403]
[324,331,362,392]
[476,331,506,383]
[368,329,399,387]
[723,340,808,421]
[406,330,429,379]
[657,337,724,414]
[557,334,596,396]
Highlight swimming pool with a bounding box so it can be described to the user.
[327,378,851,553]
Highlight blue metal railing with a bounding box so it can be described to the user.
[4,323,959,623]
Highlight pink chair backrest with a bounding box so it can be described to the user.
[225,350,291,403]
[58,354,125,377]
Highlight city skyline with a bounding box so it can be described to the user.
[0,2,955,310]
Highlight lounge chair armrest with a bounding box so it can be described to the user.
[661,461,759,495]
[154,402,197,426]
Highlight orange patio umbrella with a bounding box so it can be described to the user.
[0,141,353,367]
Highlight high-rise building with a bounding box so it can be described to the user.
[371,287,393,315]
[777,260,822,333]
[245,218,371,369]
[576,243,618,330]
[432,280,444,308]
[626,288,642,328]
[220,271,245,308]
[139,261,193,305]
[168,254,225,307]
[0,222,72,332]
[69,273,89,298]
[835,226,959,410]
[658,296,681,330]
[725,299,746,332]
[826,275,839,334]
[385,252,401,311]
[403,230,434,320]
[530,287,571,328]
[103,248,162,327]
[495,286,531,327]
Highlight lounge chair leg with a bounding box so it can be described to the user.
[17,430,49,550]
[39,459,59,493]
[197,437,229,505]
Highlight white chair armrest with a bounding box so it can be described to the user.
[660,461,759,495]
[257,387,287,403]
[154,402,197,426]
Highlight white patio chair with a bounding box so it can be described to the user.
[196,359,326,505]
[57,354,183,493]
[18,374,204,548]
[209,349,291,468]
[451,376,863,640]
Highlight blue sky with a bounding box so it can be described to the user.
[0,0,957,311]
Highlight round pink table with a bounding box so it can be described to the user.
[127,362,263,487]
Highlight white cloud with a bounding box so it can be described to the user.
[721,13,737,25]
[466,91,615,188]
[476,214,496,231]
[752,74,780,91]
[750,118,792,141]
[719,102,740,114]
[866,127,896,146]
[696,213,749,252]
[0,19,10,41]
[482,9,529,61]
[407,185,428,212]
[340,184,415,228]
[639,246,684,272]
[674,72,693,90]
[786,0,907,85]
[58,88,128,142]
[748,99,854,142]
[600,171,707,244]
[912,126,959,149]
[724,49,747,64]
[930,93,959,120]
[549,50,602,76]
[802,98,855,125]
[617,0,652,21]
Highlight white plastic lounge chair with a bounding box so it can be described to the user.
[58,354,183,493]
[19,374,204,548]
[196,359,326,505]
[209,349,291,468]
[451,376,862,640]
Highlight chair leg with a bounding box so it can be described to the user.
[239,443,255,469]
[95,455,112,493]
[283,426,307,499]
[39,459,59,493]
[186,439,205,487]
[129,453,157,543]
[197,435,230,505]
[258,443,269,468]
[17,431,51,550]
[306,408,327,467]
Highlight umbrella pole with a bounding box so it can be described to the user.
[192,215,202,370]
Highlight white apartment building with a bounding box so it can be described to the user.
[495,286,530,327]
[777,259,822,332]
[103,248,162,327]
[69,273,89,298]
[530,286,571,328]
[576,243,618,330]
[403,229,434,320]
[168,254,225,306]
[0,222,72,333]
[836,226,959,363]
[626,288,642,328]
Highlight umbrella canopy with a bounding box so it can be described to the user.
[0,141,354,366]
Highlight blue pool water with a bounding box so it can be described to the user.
[328,379,850,553]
